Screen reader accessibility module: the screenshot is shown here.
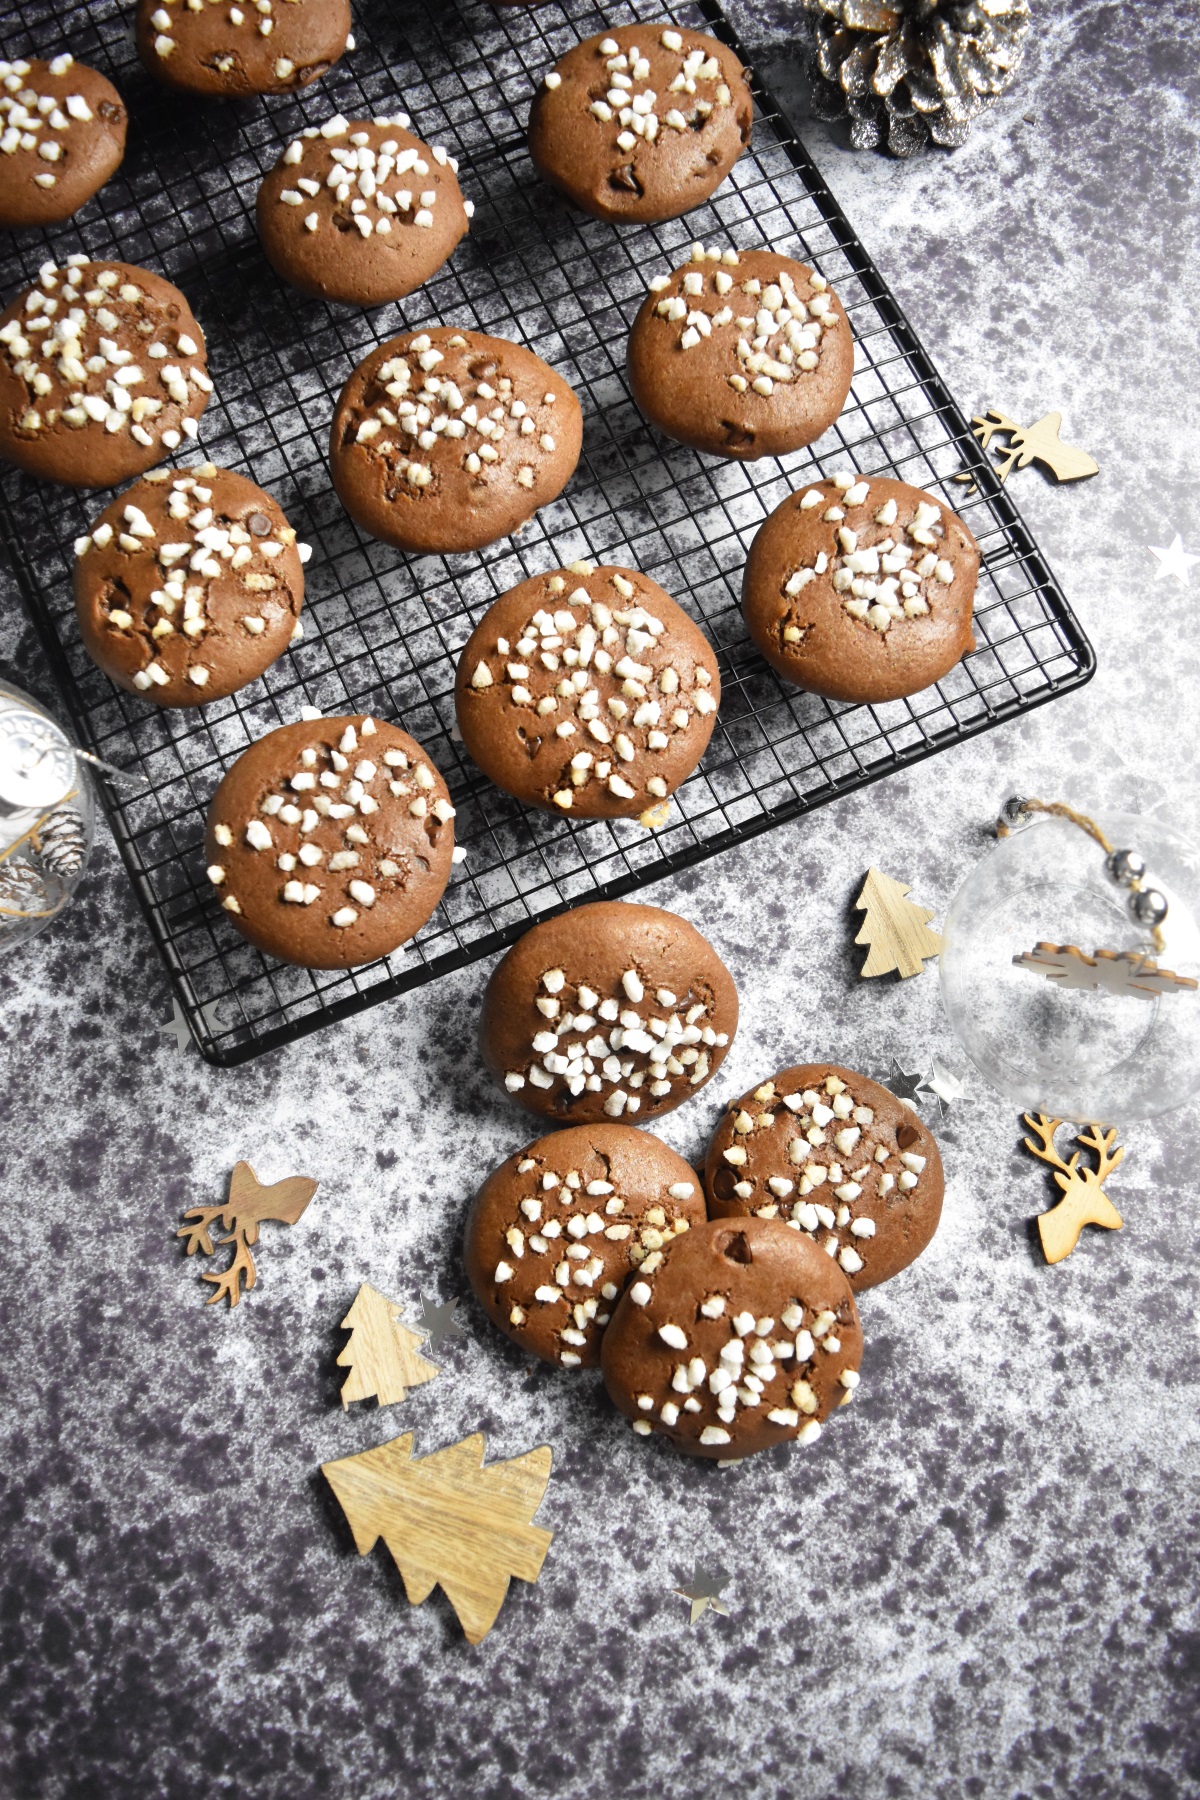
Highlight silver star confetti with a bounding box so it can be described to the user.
[1148,533,1200,586]
[883,1056,930,1106]
[158,996,225,1051]
[674,1564,732,1625]
[416,1293,465,1348]
[924,1055,966,1115]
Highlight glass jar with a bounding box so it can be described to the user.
[0,675,94,955]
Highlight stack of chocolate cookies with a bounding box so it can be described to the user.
[464,898,945,1464]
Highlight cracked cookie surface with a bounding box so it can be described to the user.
[74,462,307,706]
[465,1123,705,1369]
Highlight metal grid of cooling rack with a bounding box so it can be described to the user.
[0,0,1094,1066]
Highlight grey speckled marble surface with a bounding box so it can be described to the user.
[1,4,1199,1798]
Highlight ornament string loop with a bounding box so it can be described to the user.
[997,797,1166,952]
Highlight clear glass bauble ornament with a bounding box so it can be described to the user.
[939,809,1200,1124]
[0,675,94,956]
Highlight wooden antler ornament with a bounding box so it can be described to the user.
[1021,1114,1124,1264]
[178,1161,319,1306]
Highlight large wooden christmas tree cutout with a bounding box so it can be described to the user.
[854,867,942,979]
[322,1432,554,1643]
[337,1283,440,1409]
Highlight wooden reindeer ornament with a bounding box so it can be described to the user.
[964,409,1099,487]
[1021,1115,1125,1264]
[178,1161,318,1306]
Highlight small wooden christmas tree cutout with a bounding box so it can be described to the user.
[854,867,942,979]
[178,1161,318,1306]
[1021,1114,1125,1264]
[322,1432,553,1644]
[337,1283,439,1409]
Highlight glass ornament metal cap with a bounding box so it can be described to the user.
[939,807,1200,1124]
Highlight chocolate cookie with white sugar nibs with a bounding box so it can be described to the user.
[480,900,738,1124]
[256,114,473,308]
[136,0,351,97]
[465,1124,706,1371]
[74,464,309,707]
[742,473,979,704]
[705,1064,944,1291]
[455,562,720,819]
[601,1216,863,1460]
[0,257,210,490]
[205,715,455,969]
[627,244,853,461]
[329,327,582,555]
[528,25,753,224]
[0,56,127,230]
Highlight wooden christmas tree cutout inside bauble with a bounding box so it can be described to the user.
[321,1431,554,1644]
[1021,1114,1125,1264]
[1013,941,1198,1000]
[337,1283,440,1408]
[854,867,942,979]
[177,1161,318,1306]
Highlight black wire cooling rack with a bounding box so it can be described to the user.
[0,0,1094,1066]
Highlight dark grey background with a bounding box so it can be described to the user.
[1,3,1198,1797]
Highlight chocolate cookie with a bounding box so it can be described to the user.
[74,463,308,706]
[705,1064,944,1290]
[205,714,455,968]
[742,473,979,704]
[455,563,720,818]
[465,1124,706,1370]
[628,244,853,460]
[601,1216,863,1459]
[529,25,753,224]
[257,113,473,307]
[0,258,210,490]
[329,328,582,554]
[0,56,127,230]
[480,900,738,1123]
[137,0,350,96]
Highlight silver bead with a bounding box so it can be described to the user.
[1106,848,1146,888]
[1000,796,1029,826]
[1130,887,1168,927]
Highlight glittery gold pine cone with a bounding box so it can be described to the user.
[802,0,1032,158]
